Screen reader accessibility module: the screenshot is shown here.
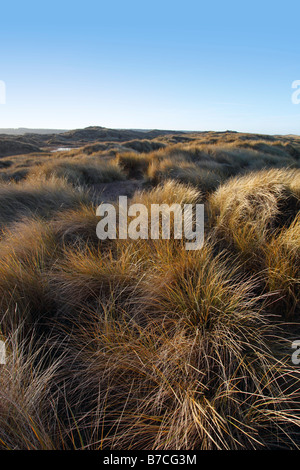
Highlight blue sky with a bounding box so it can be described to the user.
[0,0,299,133]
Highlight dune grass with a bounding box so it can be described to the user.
[116,152,152,178]
[28,157,125,186]
[0,175,90,229]
[0,133,299,449]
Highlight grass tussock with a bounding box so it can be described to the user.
[147,157,224,192]
[0,175,90,228]
[263,214,300,316]
[208,168,300,316]
[50,243,300,450]
[0,218,57,329]
[28,157,125,186]
[116,152,152,178]
[131,179,202,206]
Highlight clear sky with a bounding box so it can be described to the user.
[0,0,299,134]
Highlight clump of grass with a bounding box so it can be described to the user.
[209,168,300,245]
[28,158,125,186]
[208,168,300,316]
[116,152,152,178]
[117,180,204,253]
[131,179,202,206]
[0,326,63,450]
[263,214,300,316]
[147,157,223,192]
[139,244,256,328]
[49,245,141,319]
[51,203,100,248]
[0,175,90,229]
[57,242,300,450]
[0,218,57,330]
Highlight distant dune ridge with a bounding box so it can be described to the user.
[0,126,184,157]
[0,127,299,449]
[0,125,299,158]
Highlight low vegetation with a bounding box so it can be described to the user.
[0,130,299,449]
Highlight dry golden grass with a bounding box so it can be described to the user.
[49,245,140,319]
[0,133,299,449]
[0,175,90,228]
[264,214,300,316]
[49,242,300,450]
[208,168,300,316]
[131,179,202,206]
[0,218,57,329]
[51,204,100,247]
[147,157,224,192]
[116,152,152,178]
[209,169,300,251]
[28,157,125,186]
[0,327,64,450]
